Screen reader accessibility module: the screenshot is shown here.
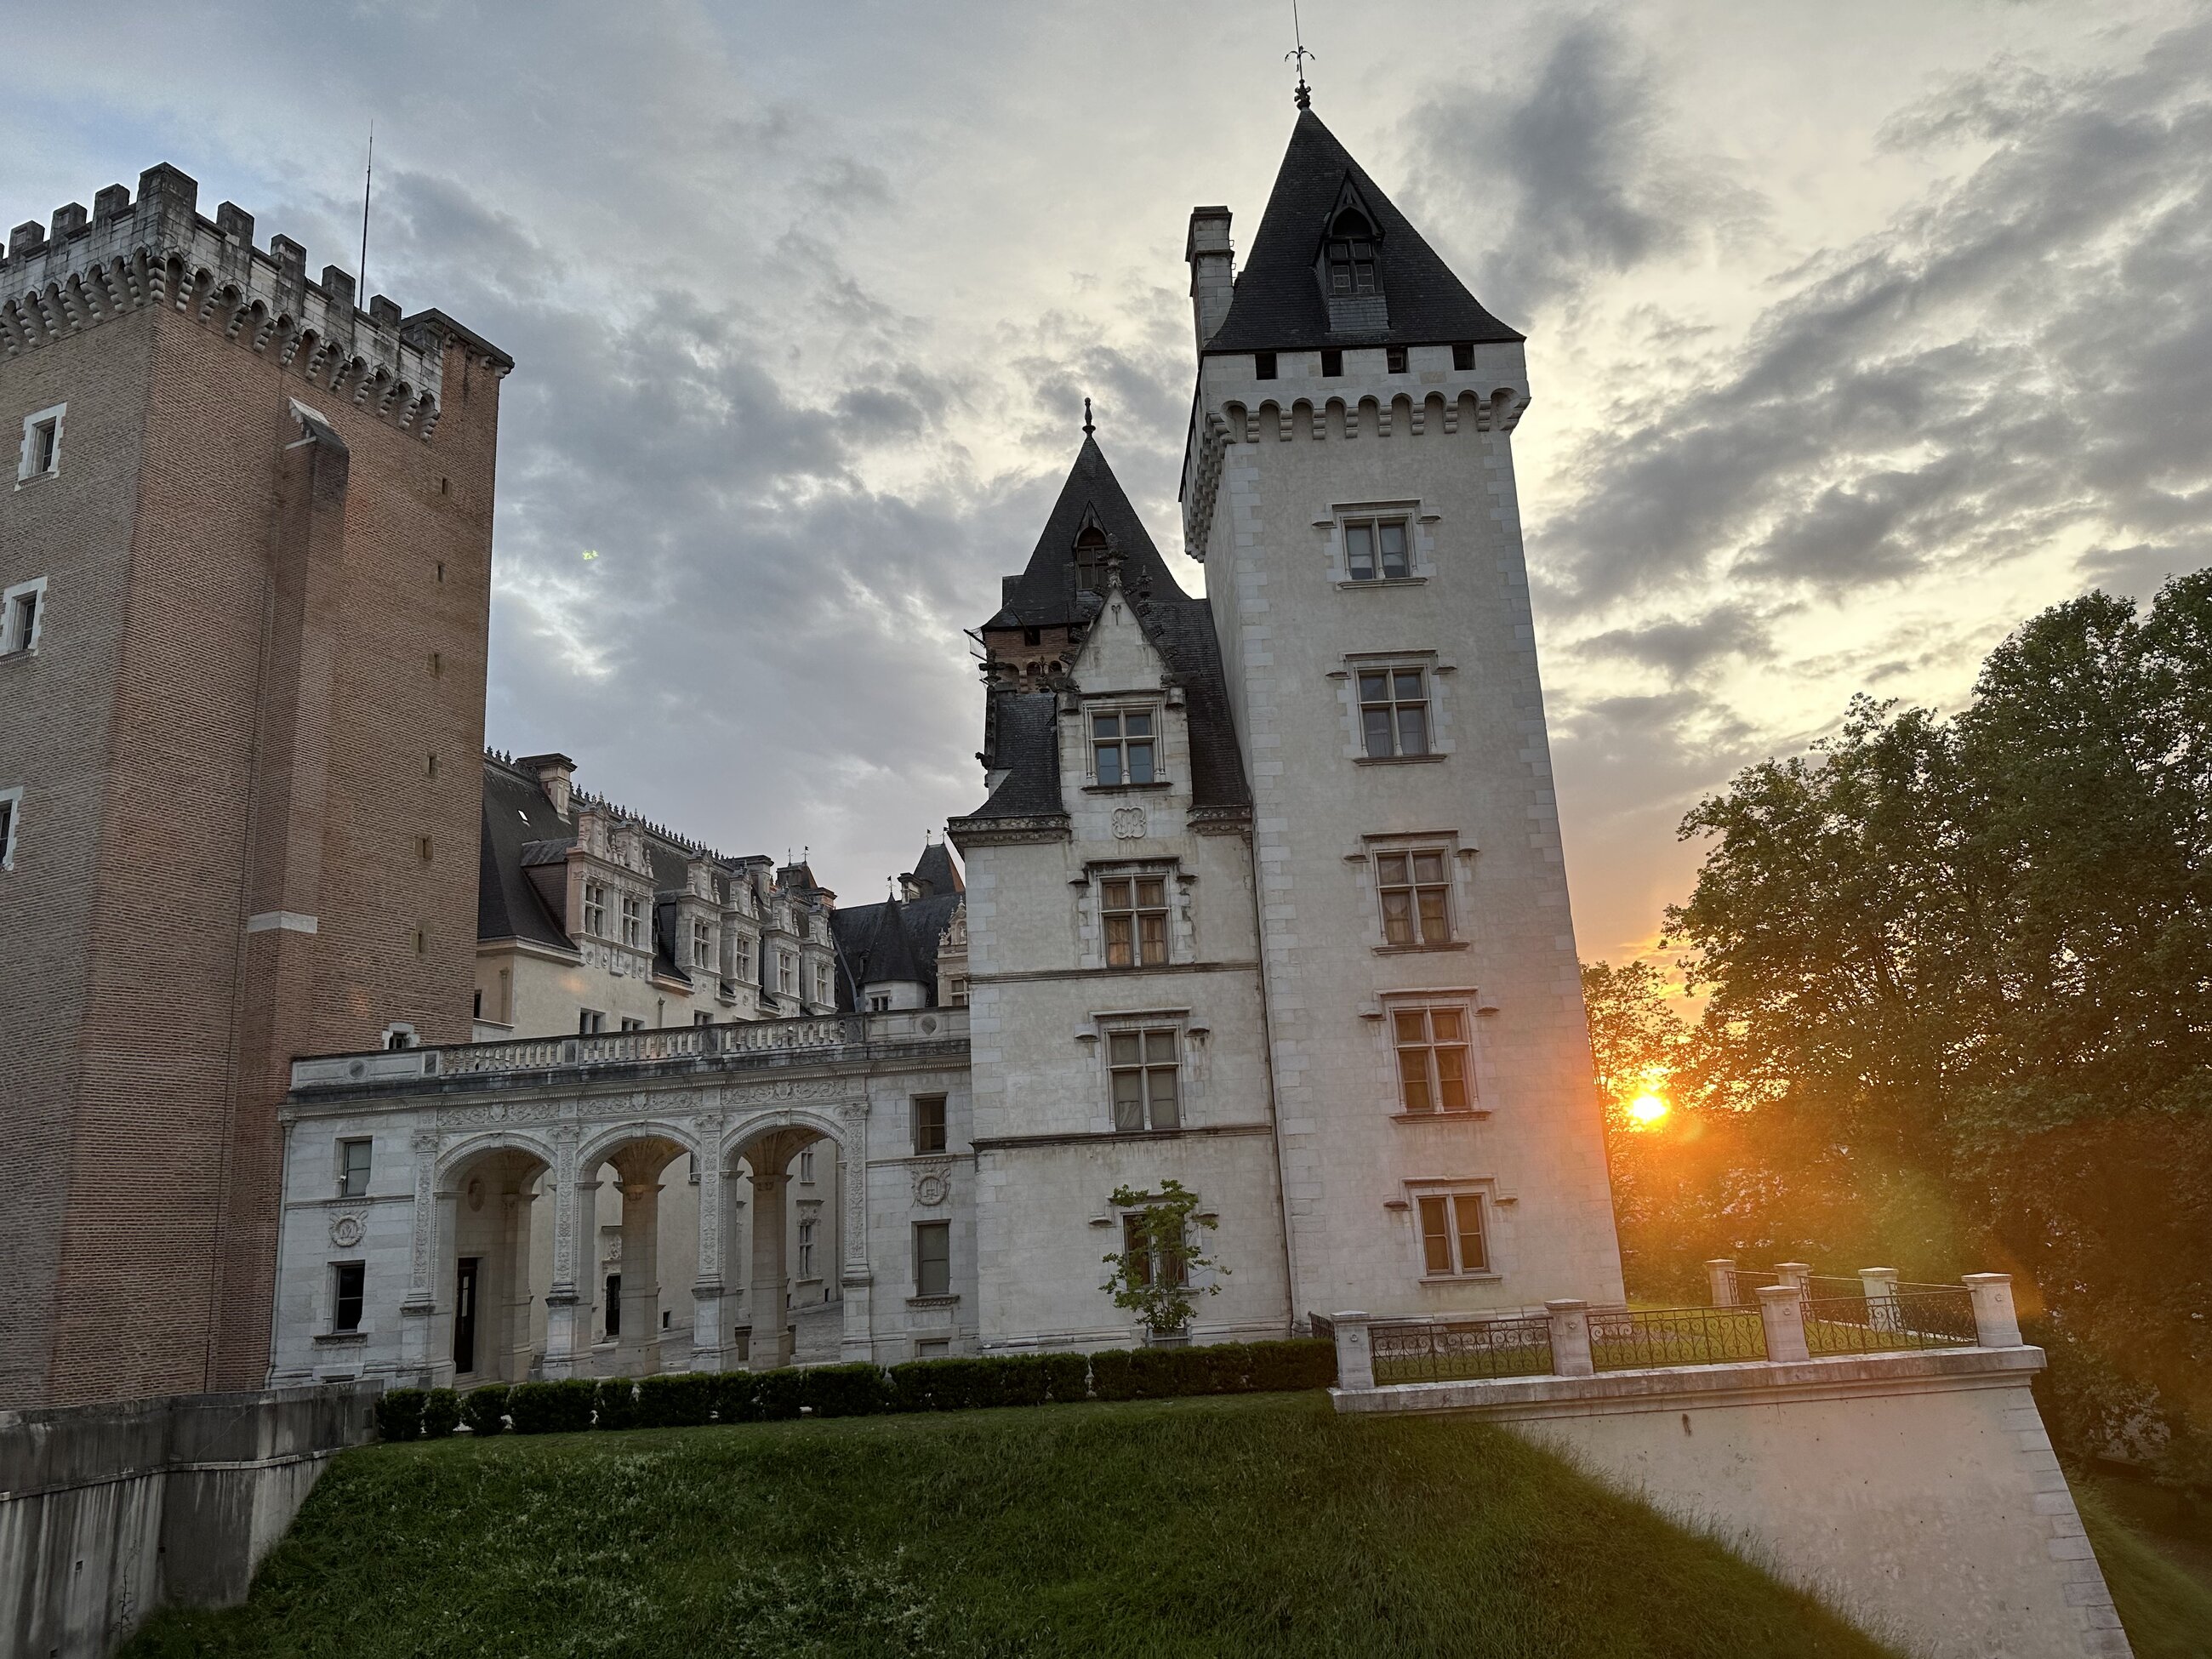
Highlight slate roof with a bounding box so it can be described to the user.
[1205,106,1521,354]
[830,841,966,1008]
[966,440,1251,824]
[907,841,963,898]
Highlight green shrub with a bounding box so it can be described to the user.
[710,1370,759,1423]
[1127,1346,1186,1400]
[887,1361,935,1413]
[1200,1343,1253,1394]
[460,1385,508,1436]
[1043,1351,1090,1403]
[1247,1338,1336,1393]
[419,1388,462,1440]
[594,1377,640,1431]
[508,1377,596,1434]
[992,1354,1052,1409]
[752,1367,807,1421]
[802,1363,892,1418]
[636,1372,714,1428]
[373,1388,425,1442]
[1090,1348,1137,1401]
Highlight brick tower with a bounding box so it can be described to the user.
[0,164,510,1405]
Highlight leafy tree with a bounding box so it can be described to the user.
[1102,1179,1223,1336]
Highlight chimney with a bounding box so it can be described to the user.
[1186,206,1234,352]
[517,752,578,817]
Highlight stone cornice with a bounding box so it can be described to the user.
[945,812,1071,847]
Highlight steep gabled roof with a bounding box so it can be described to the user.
[988,434,1186,630]
[1206,107,1521,354]
[908,841,964,898]
[479,762,579,953]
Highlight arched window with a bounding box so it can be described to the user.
[1326,210,1378,297]
[1074,527,1109,594]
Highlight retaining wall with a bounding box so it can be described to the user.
[0,1382,379,1659]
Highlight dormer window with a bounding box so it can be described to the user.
[1074,527,1109,595]
[1326,210,1377,296]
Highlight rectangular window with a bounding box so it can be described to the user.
[1121,1211,1189,1290]
[1343,517,1411,582]
[913,1094,948,1154]
[1387,345,1409,374]
[1092,708,1156,785]
[797,1218,817,1279]
[693,1011,711,1026]
[1417,1194,1488,1275]
[1377,849,1453,946]
[579,1008,606,1034]
[915,1337,949,1358]
[778,952,795,993]
[1108,1029,1181,1131]
[338,1138,373,1198]
[915,1221,951,1297]
[1359,665,1430,758]
[332,1263,365,1332]
[800,1148,815,1183]
[1394,1007,1471,1115]
[2,578,43,654]
[582,881,607,937]
[691,919,712,967]
[0,788,18,870]
[815,963,833,1004]
[947,975,969,1006]
[604,1274,621,1337]
[1101,875,1169,968]
[619,1017,644,1032]
[620,893,642,948]
[18,404,64,481]
[1452,342,1475,371]
[1320,348,1343,377]
[867,993,891,1012]
[1254,351,1278,380]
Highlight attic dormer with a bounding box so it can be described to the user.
[1317,180,1386,334]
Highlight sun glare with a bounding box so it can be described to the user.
[1628,1092,1670,1126]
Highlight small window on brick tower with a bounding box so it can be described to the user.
[0,791,15,870]
[2,579,43,654]
[18,405,64,481]
[416,835,433,862]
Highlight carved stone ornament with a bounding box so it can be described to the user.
[1111,807,1148,840]
[328,1213,367,1249]
[466,1177,485,1212]
[913,1171,951,1207]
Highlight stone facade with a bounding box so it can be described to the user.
[0,165,509,1407]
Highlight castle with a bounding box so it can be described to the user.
[1,104,1622,1402]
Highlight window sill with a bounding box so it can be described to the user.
[907,1293,961,1309]
[1082,780,1172,795]
[1354,753,1446,766]
[1418,1273,1502,1285]
[1335,576,1426,590]
[1390,1109,1491,1124]
[1373,941,1470,955]
[313,1331,368,1345]
[13,470,59,491]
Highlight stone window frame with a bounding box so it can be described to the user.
[912,1218,954,1301]
[1076,859,1193,972]
[580,881,607,938]
[1086,701,1167,790]
[15,402,65,485]
[579,1008,607,1035]
[619,892,643,949]
[336,1137,373,1198]
[1349,832,1476,955]
[1331,650,1455,764]
[1396,1176,1508,1285]
[1084,1006,1199,1136]
[329,1260,368,1334]
[0,784,20,871]
[1317,498,1441,589]
[797,1217,818,1280]
[1377,995,1483,1120]
[912,1092,949,1154]
[689,917,713,969]
[2,575,47,656]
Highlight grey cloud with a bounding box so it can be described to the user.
[1576,604,1776,678]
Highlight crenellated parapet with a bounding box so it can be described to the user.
[0,163,510,440]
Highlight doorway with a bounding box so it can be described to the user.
[453,1257,481,1375]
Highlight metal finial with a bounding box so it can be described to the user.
[1286,0,1314,108]
[1082,396,1094,436]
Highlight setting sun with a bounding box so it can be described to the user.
[1628,1092,1670,1126]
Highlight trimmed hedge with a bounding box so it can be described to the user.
[636,1371,714,1428]
[373,1388,425,1442]
[419,1388,462,1440]
[461,1385,509,1436]
[508,1377,596,1434]
[376,1339,1337,1445]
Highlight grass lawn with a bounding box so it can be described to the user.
[2075,1474,2212,1659]
[127,1392,1896,1658]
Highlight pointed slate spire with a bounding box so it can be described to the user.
[909,839,964,898]
[1205,108,1521,354]
[861,892,926,989]
[983,433,1186,630]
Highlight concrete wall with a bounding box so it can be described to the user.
[1335,1347,2129,1659]
[0,1382,379,1659]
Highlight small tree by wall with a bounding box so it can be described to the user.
[1102,1179,1223,1338]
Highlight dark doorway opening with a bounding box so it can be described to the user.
[453,1257,481,1374]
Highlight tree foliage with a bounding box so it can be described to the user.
[1650,573,2212,1447]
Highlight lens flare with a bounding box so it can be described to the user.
[1628,1092,1670,1126]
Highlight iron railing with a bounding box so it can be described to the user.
[1801,1291,1977,1355]
[1370,1315,1554,1384]
[1589,1305,1768,1371]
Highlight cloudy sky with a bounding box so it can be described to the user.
[11,1,2209,969]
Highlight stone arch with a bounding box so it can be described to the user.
[720,1105,863,1369]
[1422,391,1449,435]
[1360,393,1383,437]
[433,1133,559,1386]
[436,1129,558,1192]
[1290,396,1317,440]
[1221,400,1248,442]
[1325,396,1352,440]
[1390,392,1417,436]
[1255,397,1286,442]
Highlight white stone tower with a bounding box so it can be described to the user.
[1179,102,1626,1320]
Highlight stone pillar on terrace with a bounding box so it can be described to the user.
[613,1149,664,1377]
[1758,1283,1810,1363]
[1773,1262,1813,1297]
[1329,1310,1375,1390]
[1964,1273,2023,1348]
[1859,1267,1900,1333]
[399,1130,446,1386]
[541,1130,595,1379]
[749,1167,791,1369]
[1547,1300,1594,1377]
[838,1103,874,1363]
[1704,1258,1738,1307]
